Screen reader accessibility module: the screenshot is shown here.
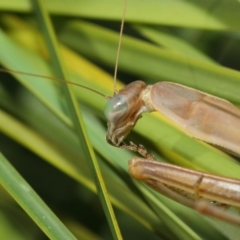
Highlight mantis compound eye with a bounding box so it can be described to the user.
[104,95,128,123]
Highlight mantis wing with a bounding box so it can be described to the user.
[149,82,240,157]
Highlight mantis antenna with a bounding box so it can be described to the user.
[113,0,128,95]
[0,1,128,99]
[0,68,110,99]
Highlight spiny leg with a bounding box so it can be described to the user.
[144,179,240,226]
[121,141,155,160]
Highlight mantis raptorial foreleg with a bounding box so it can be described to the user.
[128,157,240,226]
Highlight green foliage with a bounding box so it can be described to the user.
[0,0,240,239]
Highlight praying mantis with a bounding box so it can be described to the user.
[103,0,240,228]
[104,79,240,226]
[0,0,240,238]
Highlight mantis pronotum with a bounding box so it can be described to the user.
[0,0,240,237]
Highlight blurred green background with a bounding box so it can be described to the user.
[0,0,240,239]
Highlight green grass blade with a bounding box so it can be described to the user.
[30,0,122,239]
[133,25,216,64]
[60,20,240,103]
[0,153,77,240]
[1,0,240,30]
[0,1,240,239]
